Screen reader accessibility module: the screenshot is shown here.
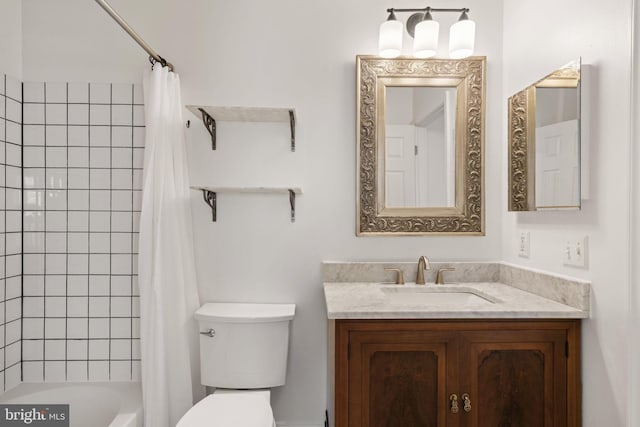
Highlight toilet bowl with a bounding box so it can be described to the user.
[177,302,295,426]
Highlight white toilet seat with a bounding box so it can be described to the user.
[176,390,276,427]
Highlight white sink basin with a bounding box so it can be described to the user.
[381,286,498,306]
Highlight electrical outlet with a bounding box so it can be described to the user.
[562,236,588,268]
[517,231,530,258]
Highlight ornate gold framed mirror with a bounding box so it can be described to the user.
[356,56,486,235]
[508,59,581,211]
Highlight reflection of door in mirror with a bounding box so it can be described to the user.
[384,86,457,208]
[534,87,580,209]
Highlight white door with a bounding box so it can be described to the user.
[385,125,416,207]
[535,119,579,208]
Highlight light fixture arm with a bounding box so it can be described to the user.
[387,7,470,38]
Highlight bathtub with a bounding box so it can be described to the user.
[0,382,142,427]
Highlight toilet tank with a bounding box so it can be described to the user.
[195,302,295,389]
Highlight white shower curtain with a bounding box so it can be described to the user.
[139,66,203,427]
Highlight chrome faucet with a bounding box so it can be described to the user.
[416,256,431,285]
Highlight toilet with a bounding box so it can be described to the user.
[177,302,296,427]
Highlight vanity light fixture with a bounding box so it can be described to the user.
[378,7,475,59]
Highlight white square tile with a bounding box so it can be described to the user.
[67,361,88,382]
[89,340,109,359]
[89,276,110,295]
[24,276,45,296]
[132,339,141,359]
[112,126,132,147]
[90,169,110,189]
[46,232,67,253]
[110,361,132,381]
[23,318,45,339]
[23,297,45,318]
[68,233,88,253]
[133,127,145,147]
[6,232,21,254]
[6,166,21,188]
[44,318,66,339]
[46,147,67,167]
[6,299,22,322]
[67,298,89,318]
[24,125,45,146]
[46,190,67,210]
[89,361,110,381]
[6,188,22,210]
[68,211,89,232]
[112,83,133,104]
[68,147,89,167]
[24,168,46,190]
[0,95,4,119]
[133,148,145,169]
[111,212,132,232]
[46,104,67,125]
[67,276,88,296]
[23,340,44,360]
[6,342,21,365]
[67,254,88,275]
[111,318,131,338]
[24,232,45,253]
[89,254,110,275]
[133,192,141,212]
[23,254,44,274]
[45,253,66,275]
[68,189,89,210]
[45,125,66,146]
[44,361,66,382]
[90,104,110,125]
[23,362,45,382]
[112,190,132,211]
[46,82,67,103]
[6,142,21,166]
[89,211,110,232]
[90,83,111,104]
[23,103,45,125]
[8,211,23,232]
[110,339,131,359]
[45,211,67,232]
[132,361,141,381]
[45,339,66,360]
[89,318,109,339]
[68,169,89,189]
[6,98,21,122]
[5,75,22,102]
[89,296,109,317]
[112,254,131,275]
[24,82,45,103]
[90,147,111,167]
[45,275,67,296]
[112,169,132,189]
[67,318,88,339]
[112,147,132,168]
[90,233,110,253]
[24,147,45,168]
[90,190,110,211]
[46,168,67,189]
[111,233,131,254]
[111,297,132,317]
[6,321,21,343]
[68,83,89,103]
[67,339,88,359]
[68,104,89,125]
[112,105,132,125]
[133,105,145,126]
[6,121,21,145]
[111,276,131,296]
[133,84,143,105]
[68,125,89,146]
[23,190,44,211]
[6,277,20,299]
[89,126,110,147]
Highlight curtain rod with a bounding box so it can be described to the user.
[94,0,174,71]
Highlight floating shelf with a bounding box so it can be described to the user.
[191,186,303,223]
[186,106,296,151]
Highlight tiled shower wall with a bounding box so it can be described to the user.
[0,73,23,392]
[21,82,144,382]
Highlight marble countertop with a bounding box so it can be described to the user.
[323,281,588,319]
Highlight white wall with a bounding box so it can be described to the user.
[0,0,22,79]
[18,0,504,424]
[502,0,634,425]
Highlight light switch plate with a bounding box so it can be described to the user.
[518,231,530,258]
[562,236,588,268]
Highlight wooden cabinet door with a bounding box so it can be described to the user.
[458,327,570,427]
[347,328,459,427]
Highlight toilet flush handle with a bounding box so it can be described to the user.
[200,329,216,338]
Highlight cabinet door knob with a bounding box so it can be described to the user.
[449,394,459,413]
[462,393,471,412]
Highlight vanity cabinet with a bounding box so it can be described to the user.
[332,319,580,427]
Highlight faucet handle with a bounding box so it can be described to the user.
[435,268,456,285]
[384,268,405,285]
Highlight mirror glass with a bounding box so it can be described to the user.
[384,86,457,208]
[508,59,581,211]
[357,56,486,235]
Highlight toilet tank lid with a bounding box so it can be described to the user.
[195,303,296,323]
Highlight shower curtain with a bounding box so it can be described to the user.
[139,66,203,427]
